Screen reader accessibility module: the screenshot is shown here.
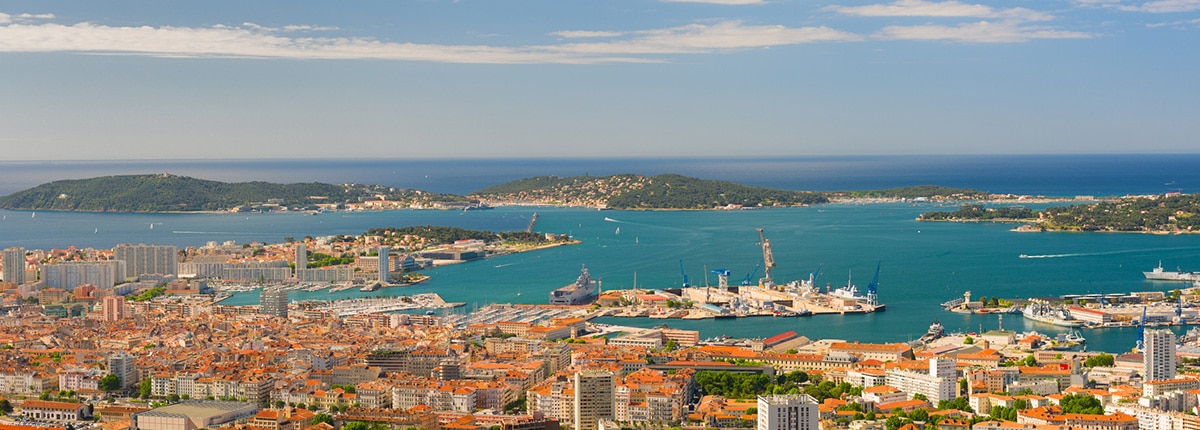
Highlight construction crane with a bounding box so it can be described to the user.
[741,262,762,286]
[679,260,691,288]
[756,228,776,287]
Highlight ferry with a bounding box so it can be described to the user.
[918,320,945,344]
[549,265,597,305]
[1144,261,1200,282]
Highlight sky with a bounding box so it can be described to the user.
[0,0,1197,160]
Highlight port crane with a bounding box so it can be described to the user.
[678,260,691,288]
[756,228,776,288]
[712,268,731,289]
[1135,306,1147,352]
[741,262,762,286]
[1088,282,1109,306]
[865,261,881,307]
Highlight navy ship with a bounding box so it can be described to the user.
[549,265,598,305]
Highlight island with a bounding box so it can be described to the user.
[917,193,1200,233]
[470,174,830,209]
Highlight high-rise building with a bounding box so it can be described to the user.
[379,246,390,284]
[114,244,178,278]
[884,357,957,403]
[295,243,307,276]
[2,247,25,284]
[573,370,614,430]
[757,394,819,430]
[107,352,137,389]
[260,288,289,318]
[1144,329,1177,382]
[42,261,126,290]
[102,295,127,322]
[753,393,820,430]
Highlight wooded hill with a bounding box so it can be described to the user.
[472,174,828,209]
[918,194,1200,233]
[0,174,458,212]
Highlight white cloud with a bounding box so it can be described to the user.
[1072,0,1200,12]
[827,0,1053,22]
[660,0,766,4]
[1,12,56,24]
[875,21,1093,42]
[550,30,625,38]
[1120,0,1200,12]
[1147,17,1200,26]
[0,16,859,63]
[548,21,862,55]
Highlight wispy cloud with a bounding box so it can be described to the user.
[0,16,857,63]
[0,12,55,24]
[827,0,1053,22]
[1147,17,1200,27]
[875,21,1093,42]
[549,21,862,55]
[549,30,625,38]
[660,0,766,5]
[1072,0,1200,12]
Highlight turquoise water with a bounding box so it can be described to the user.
[6,203,1191,353]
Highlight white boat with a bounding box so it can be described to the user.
[1144,261,1200,282]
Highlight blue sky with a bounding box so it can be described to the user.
[0,0,1197,160]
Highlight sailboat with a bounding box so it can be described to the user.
[516,287,522,297]
[94,228,99,234]
[615,227,620,235]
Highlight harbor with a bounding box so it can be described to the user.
[295,292,465,317]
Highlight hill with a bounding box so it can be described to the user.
[0,174,460,212]
[840,185,988,199]
[471,174,828,209]
[918,194,1200,233]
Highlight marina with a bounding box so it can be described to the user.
[296,293,464,317]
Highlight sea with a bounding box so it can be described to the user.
[3,154,1200,354]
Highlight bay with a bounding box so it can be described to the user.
[4,201,1199,354]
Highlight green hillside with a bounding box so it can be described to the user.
[0,174,447,212]
[472,174,828,209]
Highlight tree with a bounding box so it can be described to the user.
[1084,353,1115,368]
[166,394,180,403]
[139,378,152,398]
[1059,394,1103,415]
[0,399,12,415]
[100,374,121,392]
[912,393,928,401]
[312,414,333,425]
[959,378,968,394]
[275,400,286,409]
[1017,355,1038,367]
[885,416,902,430]
[963,337,974,345]
[909,409,929,422]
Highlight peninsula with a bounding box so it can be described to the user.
[0,173,997,213]
[917,193,1200,233]
[0,173,470,212]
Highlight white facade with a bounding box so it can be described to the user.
[884,358,957,404]
[42,260,126,289]
[2,246,25,284]
[114,244,178,277]
[1144,329,1177,382]
[757,394,819,430]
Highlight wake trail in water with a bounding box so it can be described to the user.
[603,217,622,223]
[173,231,258,235]
[1020,246,1200,259]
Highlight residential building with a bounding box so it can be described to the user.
[885,358,957,404]
[114,244,178,277]
[574,370,615,430]
[107,351,138,389]
[2,246,25,284]
[1144,329,1177,382]
[42,260,126,290]
[756,394,819,430]
[260,288,289,318]
[102,294,127,321]
[379,246,390,284]
[19,400,92,421]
